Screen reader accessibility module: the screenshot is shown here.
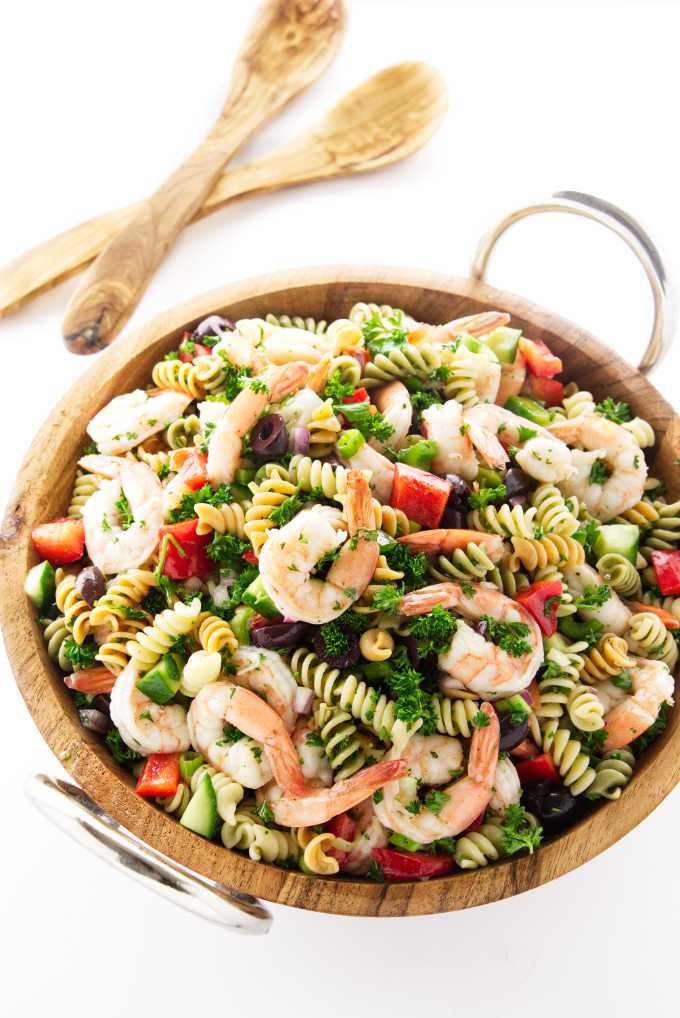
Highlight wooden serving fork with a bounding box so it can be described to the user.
[61,0,346,354]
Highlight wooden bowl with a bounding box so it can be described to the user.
[2,264,679,918]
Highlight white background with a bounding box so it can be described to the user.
[1,1,678,1015]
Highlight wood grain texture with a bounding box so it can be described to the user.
[2,266,678,918]
[0,63,446,318]
[61,0,346,355]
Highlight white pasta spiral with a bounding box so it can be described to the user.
[126,598,201,672]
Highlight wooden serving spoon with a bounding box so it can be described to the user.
[60,0,346,354]
[0,63,447,323]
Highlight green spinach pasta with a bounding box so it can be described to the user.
[25,305,676,883]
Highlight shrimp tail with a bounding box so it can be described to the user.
[398,529,505,560]
[272,759,407,827]
[468,702,500,782]
[344,469,374,535]
[467,419,509,468]
[399,582,457,616]
[269,361,311,402]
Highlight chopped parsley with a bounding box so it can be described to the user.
[318,622,350,659]
[255,801,275,827]
[141,587,168,616]
[611,670,632,690]
[105,728,144,768]
[501,805,543,856]
[573,518,600,557]
[221,724,245,744]
[468,484,507,510]
[404,799,421,815]
[373,789,384,805]
[630,702,669,754]
[361,308,408,357]
[207,532,250,568]
[408,605,456,658]
[595,398,632,425]
[517,425,538,443]
[62,636,97,671]
[370,585,402,614]
[269,489,306,528]
[383,542,429,589]
[386,646,436,734]
[114,494,133,530]
[323,368,355,402]
[366,859,385,881]
[472,709,490,729]
[335,400,395,444]
[305,731,325,749]
[168,482,236,524]
[480,616,531,656]
[588,459,611,485]
[424,790,450,816]
[574,584,611,609]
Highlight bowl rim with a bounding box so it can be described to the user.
[2,263,679,918]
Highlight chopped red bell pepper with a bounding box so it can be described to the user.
[510,738,539,760]
[243,549,259,565]
[525,375,565,407]
[342,387,370,405]
[64,667,116,694]
[651,550,680,596]
[31,518,85,566]
[324,812,357,867]
[158,518,213,579]
[515,579,563,636]
[516,753,560,785]
[178,334,212,362]
[372,846,455,881]
[177,449,209,491]
[519,337,563,378]
[390,462,450,529]
[136,753,181,798]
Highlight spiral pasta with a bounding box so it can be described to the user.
[536,640,587,720]
[68,470,100,518]
[165,414,202,450]
[532,566,575,617]
[441,346,493,407]
[530,484,580,536]
[191,764,244,825]
[541,723,596,795]
[244,469,299,555]
[55,569,91,645]
[581,633,633,682]
[126,598,201,672]
[508,534,585,572]
[359,627,394,661]
[626,611,679,669]
[194,501,247,538]
[562,389,596,418]
[42,617,73,672]
[567,684,605,732]
[287,455,370,502]
[622,417,655,448]
[586,748,635,801]
[486,565,530,597]
[615,499,659,529]
[641,500,680,556]
[427,540,500,583]
[327,353,362,389]
[307,398,342,457]
[90,569,158,628]
[362,343,444,388]
[596,552,641,598]
[221,809,297,863]
[265,313,328,335]
[638,590,680,622]
[313,700,375,780]
[157,782,191,818]
[431,694,481,738]
[326,317,363,353]
[152,359,204,399]
[95,618,148,674]
[349,302,410,327]
[197,613,238,656]
[468,503,537,539]
[297,830,343,875]
[455,821,506,869]
[135,446,173,476]
[290,647,413,747]
[180,650,222,697]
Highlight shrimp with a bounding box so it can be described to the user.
[421,400,479,480]
[343,797,389,875]
[110,659,190,755]
[373,702,499,844]
[370,380,412,451]
[400,580,544,698]
[262,326,333,365]
[87,389,192,455]
[339,441,394,503]
[189,681,405,824]
[78,454,125,479]
[276,387,326,436]
[409,310,511,345]
[258,470,379,624]
[563,563,631,635]
[489,754,521,814]
[496,351,527,405]
[207,361,310,485]
[600,658,674,751]
[232,646,299,733]
[292,719,333,787]
[398,528,505,563]
[83,461,162,574]
[464,403,574,483]
[213,327,265,371]
[548,414,647,520]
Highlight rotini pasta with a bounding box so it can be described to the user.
[567,683,605,732]
[313,700,376,780]
[165,414,202,449]
[194,501,247,537]
[508,534,585,572]
[581,633,633,682]
[596,552,641,598]
[55,569,91,645]
[530,484,580,536]
[244,468,299,555]
[427,540,500,583]
[359,627,394,661]
[626,611,679,669]
[221,809,297,864]
[42,617,73,672]
[68,470,100,518]
[197,613,238,656]
[126,598,201,672]
[90,569,158,628]
[586,748,635,800]
[468,503,537,539]
[307,398,342,457]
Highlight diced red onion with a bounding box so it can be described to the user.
[292,427,310,456]
[78,709,111,734]
[194,314,233,338]
[519,690,533,704]
[510,494,527,507]
[293,687,315,715]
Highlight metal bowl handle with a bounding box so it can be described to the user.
[26,774,272,934]
[470,190,676,375]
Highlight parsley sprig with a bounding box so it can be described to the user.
[480,616,531,656]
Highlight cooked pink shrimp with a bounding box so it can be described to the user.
[398,528,505,562]
[400,581,543,698]
[340,441,395,503]
[601,658,674,751]
[110,659,190,755]
[421,400,480,480]
[465,403,574,483]
[258,470,379,624]
[409,311,510,345]
[343,797,389,875]
[496,351,527,405]
[370,380,412,451]
[207,361,310,485]
[212,327,266,371]
[373,702,500,844]
[232,646,299,733]
[271,759,407,828]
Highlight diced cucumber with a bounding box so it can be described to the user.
[242,575,279,619]
[180,772,219,838]
[389,833,421,853]
[477,466,504,488]
[494,693,531,719]
[179,751,204,783]
[235,468,257,485]
[558,616,604,645]
[504,395,553,427]
[397,439,438,470]
[593,523,640,565]
[136,654,182,705]
[230,483,252,503]
[484,326,522,364]
[230,604,254,645]
[24,561,56,611]
[460,336,498,361]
